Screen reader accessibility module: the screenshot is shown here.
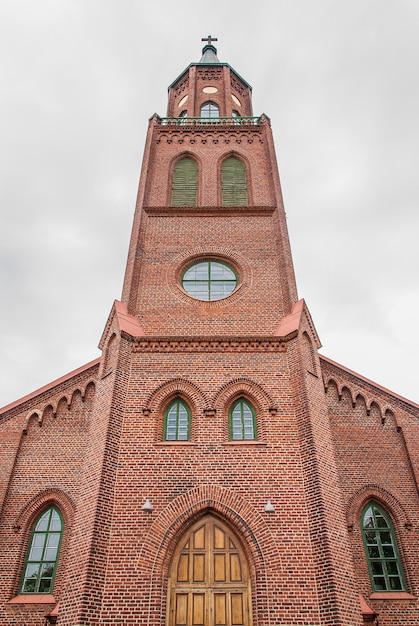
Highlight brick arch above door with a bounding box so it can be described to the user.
[135,484,280,626]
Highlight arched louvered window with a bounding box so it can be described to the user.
[171,157,198,206]
[200,101,219,120]
[20,506,63,594]
[164,399,191,441]
[230,398,256,440]
[361,503,406,591]
[221,157,248,206]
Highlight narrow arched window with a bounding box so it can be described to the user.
[171,157,198,206]
[230,398,256,440]
[221,157,248,206]
[178,110,188,125]
[232,110,241,125]
[200,101,219,121]
[20,506,63,594]
[361,503,406,591]
[164,399,191,441]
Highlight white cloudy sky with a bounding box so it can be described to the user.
[1,0,418,407]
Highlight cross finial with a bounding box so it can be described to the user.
[201,35,218,46]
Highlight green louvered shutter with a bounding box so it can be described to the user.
[221,157,248,206]
[171,157,198,206]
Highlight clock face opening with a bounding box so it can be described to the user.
[181,260,238,301]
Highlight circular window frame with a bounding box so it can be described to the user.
[181,259,238,302]
[169,251,250,309]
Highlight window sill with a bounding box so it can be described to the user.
[224,440,267,446]
[8,594,56,604]
[155,441,198,446]
[369,592,416,600]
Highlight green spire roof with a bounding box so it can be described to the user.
[199,44,220,64]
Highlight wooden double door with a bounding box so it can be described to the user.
[167,515,252,626]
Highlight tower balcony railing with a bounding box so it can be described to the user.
[157,115,263,127]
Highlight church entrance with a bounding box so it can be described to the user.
[167,515,252,626]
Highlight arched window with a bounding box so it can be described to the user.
[232,110,241,125]
[361,503,406,591]
[200,101,219,121]
[20,506,63,594]
[178,110,188,125]
[221,157,248,206]
[171,157,198,206]
[164,399,191,441]
[230,398,256,440]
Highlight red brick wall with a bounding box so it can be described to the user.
[0,364,98,625]
[322,357,419,624]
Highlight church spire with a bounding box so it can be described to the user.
[199,35,220,63]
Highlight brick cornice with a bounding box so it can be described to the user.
[156,123,264,135]
[127,335,291,353]
[144,205,275,216]
[154,125,264,146]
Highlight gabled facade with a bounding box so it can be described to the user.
[0,40,418,626]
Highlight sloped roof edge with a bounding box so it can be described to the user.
[0,358,100,415]
[320,354,419,410]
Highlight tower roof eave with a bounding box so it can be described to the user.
[168,62,252,92]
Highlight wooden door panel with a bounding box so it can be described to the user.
[214,554,226,582]
[214,593,227,625]
[174,593,188,625]
[230,593,244,626]
[193,554,205,582]
[229,554,242,582]
[192,593,205,625]
[193,525,206,549]
[214,525,225,549]
[177,554,189,582]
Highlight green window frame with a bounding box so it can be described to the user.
[171,157,198,206]
[200,101,219,120]
[182,260,237,301]
[361,503,406,591]
[164,399,191,441]
[230,398,257,440]
[221,157,248,206]
[20,506,63,594]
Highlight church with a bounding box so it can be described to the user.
[1,38,418,626]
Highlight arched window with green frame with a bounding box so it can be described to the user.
[361,502,406,591]
[229,398,256,440]
[20,506,63,594]
[171,157,198,206]
[221,156,248,206]
[164,398,191,441]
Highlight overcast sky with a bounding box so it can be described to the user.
[1,0,418,408]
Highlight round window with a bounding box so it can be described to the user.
[182,260,237,301]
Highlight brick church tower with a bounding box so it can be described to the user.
[1,39,419,626]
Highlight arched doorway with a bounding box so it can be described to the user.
[167,515,252,626]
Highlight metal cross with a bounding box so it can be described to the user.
[201,35,218,46]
